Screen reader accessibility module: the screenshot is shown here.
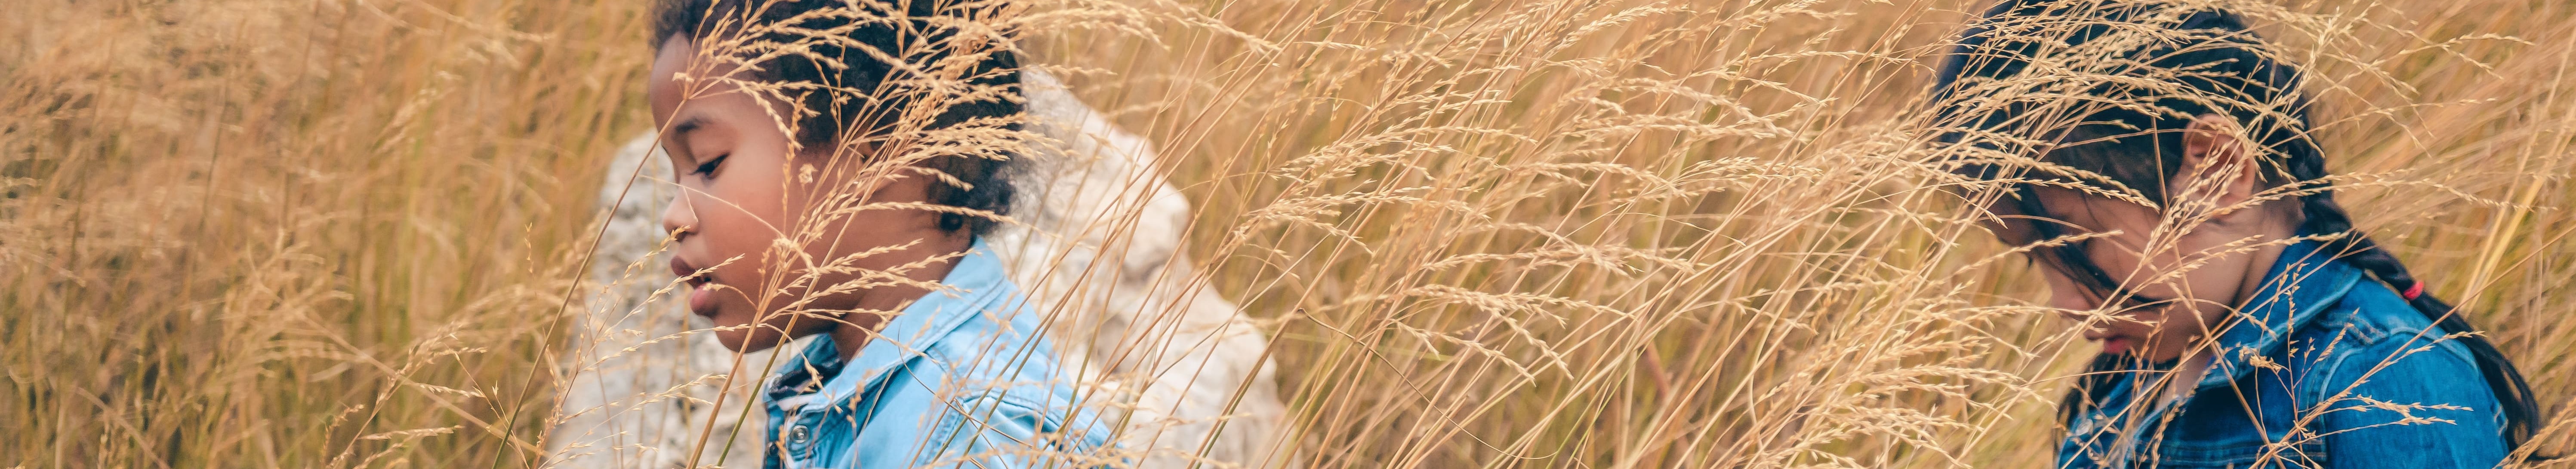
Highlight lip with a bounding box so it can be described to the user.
[2078,328,2139,356]
[2099,336,2134,356]
[669,256,697,282]
[670,256,720,318]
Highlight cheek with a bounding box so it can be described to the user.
[2083,242,2152,281]
[697,178,792,245]
[691,184,792,288]
[2080,241,2201,305]
[2145,235,2251,308]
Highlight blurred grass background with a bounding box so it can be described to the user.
[4,0,2571,467]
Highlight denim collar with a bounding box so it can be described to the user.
[765,239,1017,412]
[2191,238,2364,389]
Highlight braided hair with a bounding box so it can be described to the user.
[1929,0,2540,447]
[650,0,1022,236]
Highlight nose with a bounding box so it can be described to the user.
[2046,286,2096,313]
[2040,272,2101,320]
[662,189,697,242]
[2048,289,2093,323]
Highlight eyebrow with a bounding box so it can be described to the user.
[670,115,708,136]
[663,115,708,158]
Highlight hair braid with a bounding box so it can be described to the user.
[2280,145,2542,447]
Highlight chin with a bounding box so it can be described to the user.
[713,329,789,353]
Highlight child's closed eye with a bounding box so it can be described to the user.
[2113,293,2176,313]
[688,154,730,180]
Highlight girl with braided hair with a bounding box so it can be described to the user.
[1929,1,2543,467]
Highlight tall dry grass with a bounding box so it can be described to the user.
[2,0,653,466]
[4,0,2573,468]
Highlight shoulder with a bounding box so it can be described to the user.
[908,285,1093,425]
[2294,291,2511,467]
[2298,283,2477,373]
[2291,283,2500,425]
[909,392,1108,468]
[907,308,1110,466]
[914,282,1067,381]
[921,392,1095,448]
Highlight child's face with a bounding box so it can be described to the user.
[646,36,960,352]
[1988,187,2275,362]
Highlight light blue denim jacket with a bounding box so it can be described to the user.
[2056,240,2509,468]
[761,240,1109,469]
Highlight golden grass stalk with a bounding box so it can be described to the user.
[4,0,2573,467]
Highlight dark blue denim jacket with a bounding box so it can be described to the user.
[2056,240,2509,468]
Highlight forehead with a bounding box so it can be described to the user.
[647,36,698,123]
[1981,186,2157,242]
[647,37,772,130]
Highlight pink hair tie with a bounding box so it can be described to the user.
[2400,282,2425,301]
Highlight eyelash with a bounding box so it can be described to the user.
[687,155,729,179]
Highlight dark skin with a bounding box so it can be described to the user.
[650,34,974,360]
[1983,115,2303,393]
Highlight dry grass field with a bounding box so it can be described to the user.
[4,0,2573,467]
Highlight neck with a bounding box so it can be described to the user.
[2228,215,2303,312]
[830,231,977,361]
[2160,206,2302,374]
[2170,214,2299,377]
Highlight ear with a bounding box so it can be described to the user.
[2173,113,2262,218]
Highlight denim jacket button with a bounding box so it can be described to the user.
[789,424,811,444]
